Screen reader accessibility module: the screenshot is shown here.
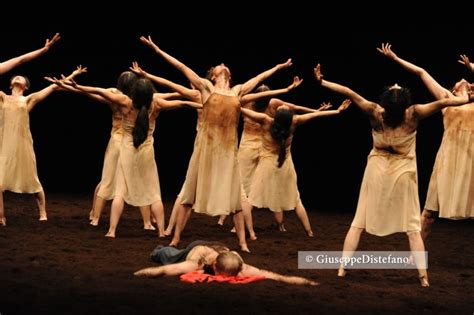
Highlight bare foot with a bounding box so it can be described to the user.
[169,238,179,247]
[0,217,6,226]
[144,225,156,231]
[249,234,258,241]
[278,223,287,232]
[163,229,172,236]
[337,267,347,277]
[306,230,314,237]
[90,219,99,226]
[88,209,94,221]
[230,227,236,233]
[419,274,430,288]
[240,243,250,253]
[105,231,116,238]
[39,216,48,221]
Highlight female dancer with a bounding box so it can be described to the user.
[315,63,470,287]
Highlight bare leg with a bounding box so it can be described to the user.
[90,196,106,226]
[295,201,313,237]
[420,209,438,241]
[217,214,227,226]
[169,203,193,247]
[150,201,165,237]
[106,196,125,238]
[407,231,429,287]
[339,226,364,277]
[164,196,181,236]
[241,200,256,240]
[233,211,249,252]
[140,205,156,230]
[274,211,286,231]
[0,190,5,226]
[35,190,47,221]
[89,183,101,221]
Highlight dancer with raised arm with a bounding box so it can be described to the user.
[0,33,60,75]
[141,35,293,252]
[378,44,474,240]
[315,63,470,287]
[58,77,201,237]
[0,65,85,225]
[240,98,350,239]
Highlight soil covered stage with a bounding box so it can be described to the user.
[0,193,472,314]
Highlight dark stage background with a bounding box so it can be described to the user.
[1,26,472,211]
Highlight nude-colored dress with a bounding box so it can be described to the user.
[424,104,474,218]
[180,93,242,216]
[237,116,262,196]
[248,129,301,212]
[113,118,161,207]
[0,95,42,193]
[96,108,122,200]
[177,109,203,198]
[351,130,421,236]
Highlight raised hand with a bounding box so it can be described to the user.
[314,64,323,83]
[44,33,61,50]
[288,76,303,90]
[458,54,473,72]
[130,61,146,76]
[72,65,88,76]
[44,76,59,84]
[140,35,157,49]
[377,43,397,59]
[317,102,333,111]
[278,58,293,70]
[338,99,352,112]
[44,76,68,89]
[58,76,77,87]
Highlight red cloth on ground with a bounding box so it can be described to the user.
[180,271,266,284]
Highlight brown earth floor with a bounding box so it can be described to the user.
[0,192,472,314]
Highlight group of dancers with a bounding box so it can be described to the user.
[1,34,473,287]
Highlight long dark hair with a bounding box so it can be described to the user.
[270,108,294,167]
[380,86,412,128]
[253,84,270,112]
[116,71,138,97]
[131,78,154,148]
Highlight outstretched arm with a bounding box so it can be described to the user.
[268,97,320,114]
[140,36,211,93]
[240,76,302,104]
[61,78,130,109]
[134,261,201,277]
[458,54,474,73]
[315,64,377,115]
[154,97,202,111]
[130,62,201,102]
[241,107,270,124]
[45,77,116,106]
[27,65,87,112]
[294,99,351,125]
[0,33,61,75]
[413,95,469,119]
[377,43,450,99]
[240,263,318,286]
[238,58,293,96]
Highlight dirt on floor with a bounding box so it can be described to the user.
[0,192,472,314]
